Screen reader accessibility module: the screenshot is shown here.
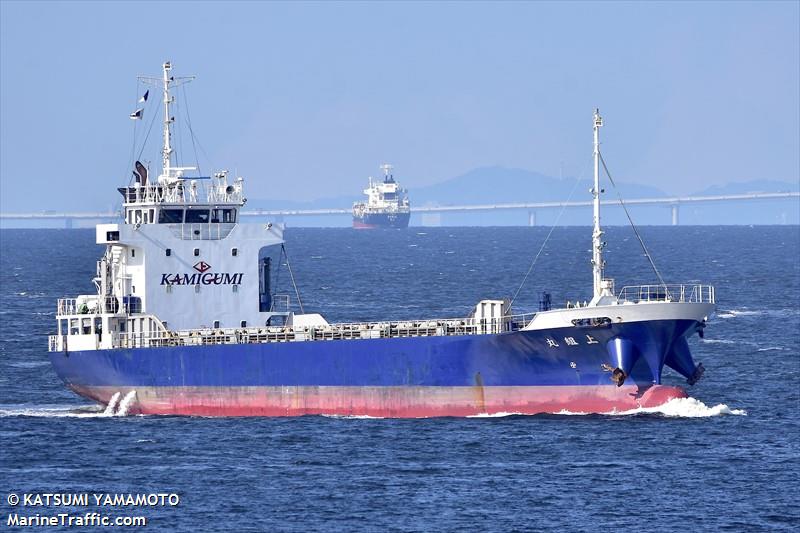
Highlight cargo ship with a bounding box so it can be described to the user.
[352,164,411,228]
[48,62,715,417]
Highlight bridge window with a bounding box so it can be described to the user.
[231,248,238,257]
[106,231,119,242]
[185,209,210,224]
[159,209,184,223]
[212,208,236,223]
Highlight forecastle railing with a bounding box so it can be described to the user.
[617,284,715,304]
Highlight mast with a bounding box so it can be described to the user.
[592,109,604,299]
[380,163,393,182]
[161,61,173,177]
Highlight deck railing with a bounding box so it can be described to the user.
[50,285,715,351]
[617,284,715,304]
[57,296,141,316]
[105,312,537,350]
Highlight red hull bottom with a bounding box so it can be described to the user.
[73,385,688,417]
[352,221,378,229]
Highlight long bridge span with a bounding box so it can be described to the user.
[1,191,797,227]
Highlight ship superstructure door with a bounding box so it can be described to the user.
[259,257,271,312]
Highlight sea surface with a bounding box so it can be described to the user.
[0,226,798,532]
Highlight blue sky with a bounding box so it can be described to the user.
[1,1,798,212]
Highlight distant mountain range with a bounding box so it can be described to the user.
[249,167,799,226]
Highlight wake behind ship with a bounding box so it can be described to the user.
[352,164,411,228]
[48,62,715,417]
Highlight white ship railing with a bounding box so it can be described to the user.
[49,284,714,351]
[121,182,244,206]
[617,284,715,304]
[88,312,538,350]
[57,296,141,316]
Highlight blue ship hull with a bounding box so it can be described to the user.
[48,319,702,416]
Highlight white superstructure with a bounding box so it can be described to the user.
[352,164,411,218]
[51,61,287,352]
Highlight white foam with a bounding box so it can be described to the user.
[102,392,121,416]
[552,409,590,416]
[607,397,747,417]
[718,309,761,318]
[6,361,50,369]
[116,391,137,416]
[718,308,797,319]
[467,411,527,418]
[1,390,139,418]
[457,398,747,418]
[700,338,737,345]
[0,404,107,418]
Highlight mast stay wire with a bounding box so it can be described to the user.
[598,152,667,289]
[181,83,211,176]
[281,244,305,314]
[136,95,161,164]
[509,156,591,307]
[125,79,141,186]
[174,91,183,169]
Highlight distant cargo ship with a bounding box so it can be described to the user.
[352,164,411,229]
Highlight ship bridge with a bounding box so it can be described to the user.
[118,170,244,227]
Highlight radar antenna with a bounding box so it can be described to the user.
[379,163,394,183]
